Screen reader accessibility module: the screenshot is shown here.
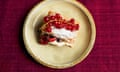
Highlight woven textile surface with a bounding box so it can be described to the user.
[0,0,119,72]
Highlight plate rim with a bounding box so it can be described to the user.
[23,0,96,69]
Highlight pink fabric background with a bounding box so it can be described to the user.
[0,0,120,72]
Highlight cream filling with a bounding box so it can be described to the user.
[51,26,76,39]
[49,26,77,47]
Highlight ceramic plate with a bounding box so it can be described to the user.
[23,0,96,69]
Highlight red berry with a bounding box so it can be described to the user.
[69,18,75,24]
[53,21,64,28]
[70,24,79,31]
[52,21,58,26]
[50,16,55,20]
[55,13,61,20]
[48,22,53,26]
[55,13,60,17]
[44,16,49,22]
[45,27,52,32]
[74,24,79,30]
[39,36,48,44]
[69,25,74,31]
[48,38,56,42]
[65,24,72,30]
[39,39,48,44]
[55,24,63,28]
[61,22,66,28]
[40,40,48,44]
[57,21,61,25]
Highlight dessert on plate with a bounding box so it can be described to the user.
[39,11,80,47]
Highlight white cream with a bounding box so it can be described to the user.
[49,26,77,47]
[51,26,76,39]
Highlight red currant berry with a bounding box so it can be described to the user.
[65,24,72,30]
[74,24,79,30]
[55,13,61,20]
[45,27,52,32]
[52,21,58,26]
[69,18,75,24]
[39,36,48,44]
[50,16,55,20]
[56,24,63,28]
[48,38,56,42]
[69,25,75,31]
[44,16,49,22]
[39,39,48,44]
[48,22,53,26]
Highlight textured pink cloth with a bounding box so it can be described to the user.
[0,0,120,72]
